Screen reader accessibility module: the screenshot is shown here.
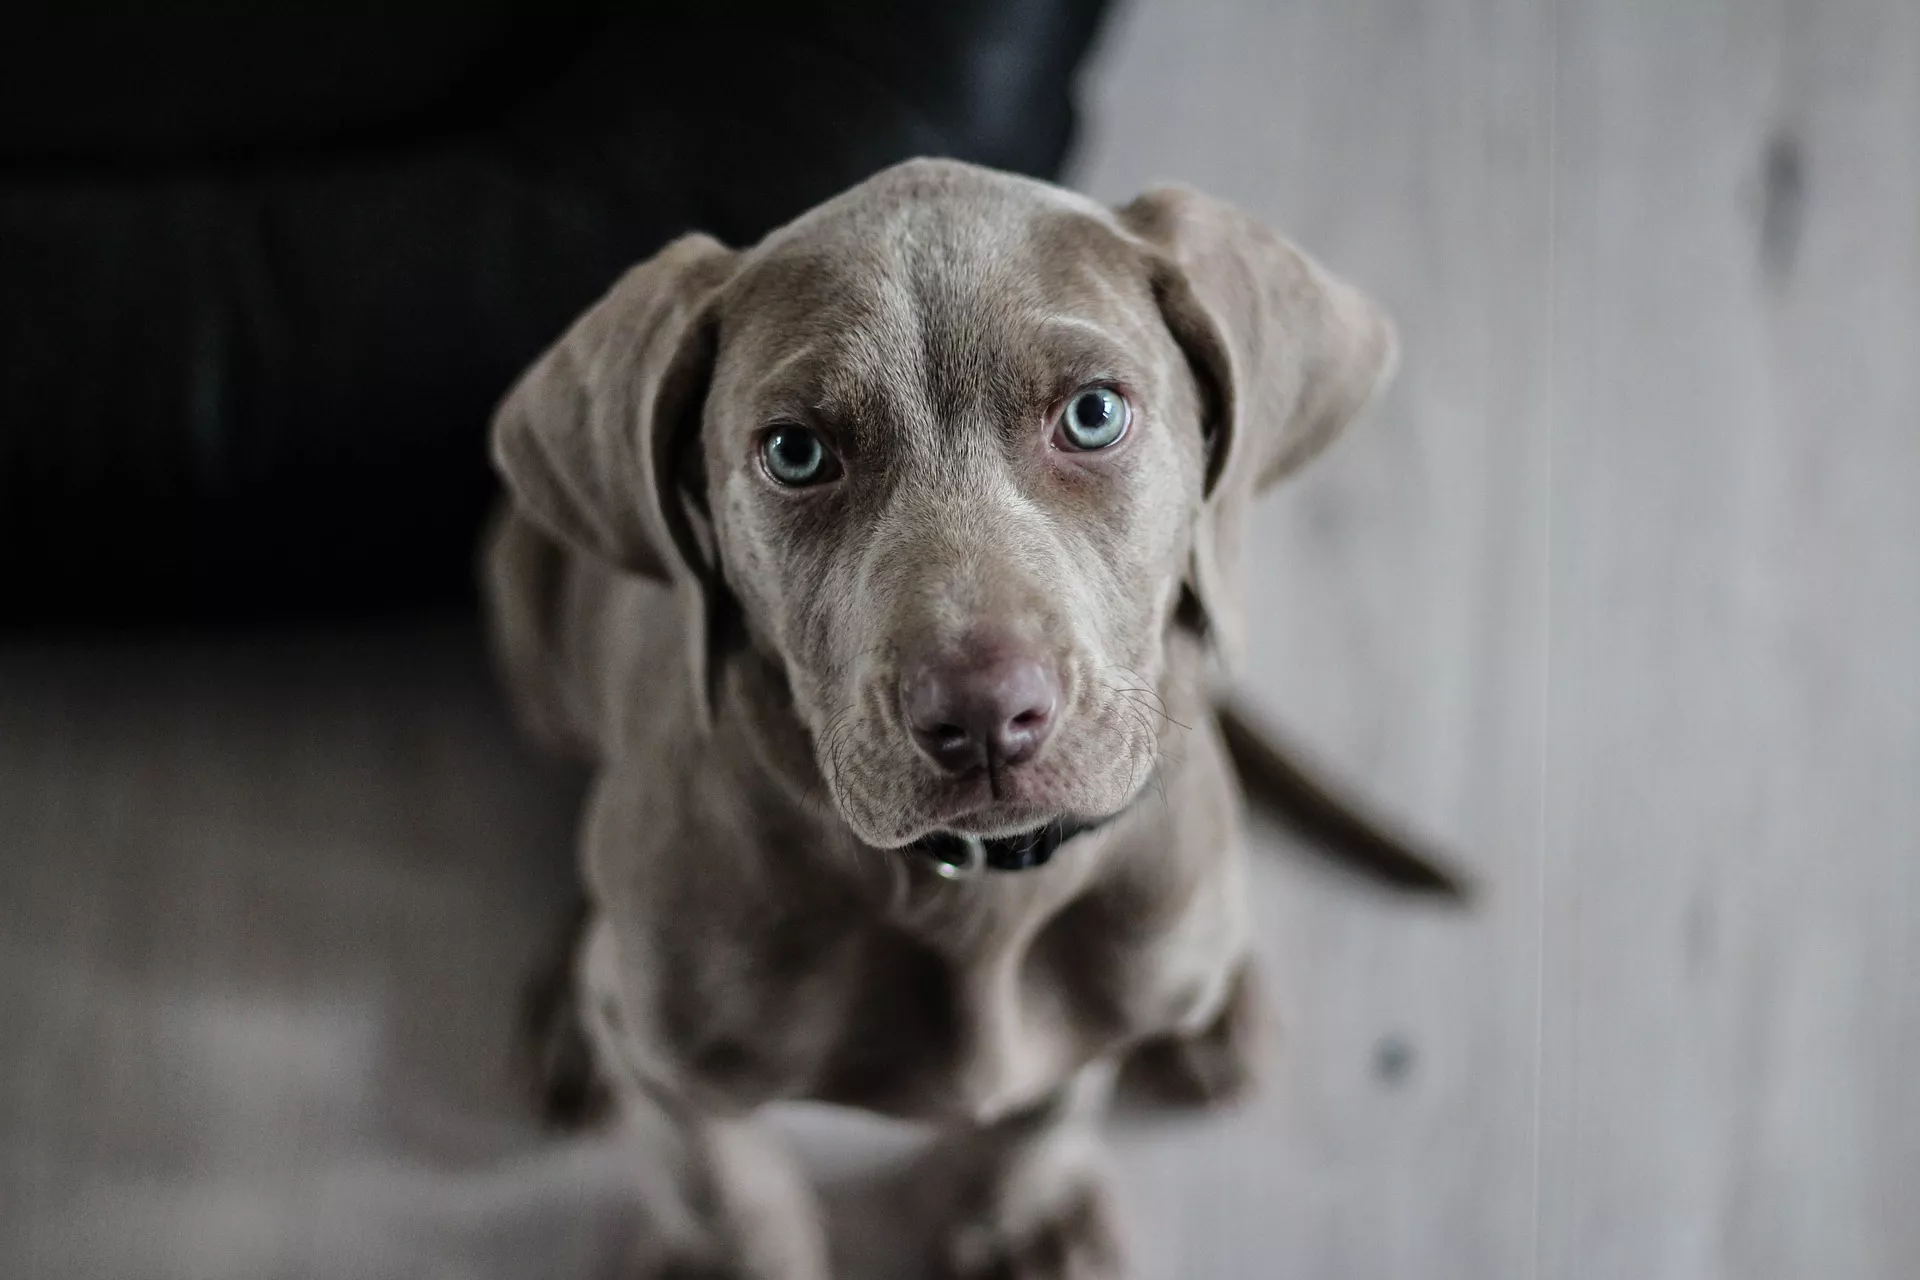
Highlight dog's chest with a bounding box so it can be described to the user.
[661,853,1239,1122]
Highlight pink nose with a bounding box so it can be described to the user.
[902,647,1060,774]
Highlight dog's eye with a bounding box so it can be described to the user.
[1053,387,1130,451]
[761,425,840,487]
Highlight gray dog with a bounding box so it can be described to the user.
[482,158,1458,1278]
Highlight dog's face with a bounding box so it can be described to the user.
[492,160,1396,850]
[701,183,1207,845]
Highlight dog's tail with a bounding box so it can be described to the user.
[1214,696,1475,902]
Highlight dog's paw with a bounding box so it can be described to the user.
[1121,960,1266,1109]
[518,902,615,1129]
[936,1177,1127,1280]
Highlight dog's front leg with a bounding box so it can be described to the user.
[572,918,828,1280]
[583,1089,826,1280]
[916,1061,1126,1280]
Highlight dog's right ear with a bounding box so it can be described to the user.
[490,233,737,583]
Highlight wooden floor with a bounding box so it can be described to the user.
[3,3,1916,1277]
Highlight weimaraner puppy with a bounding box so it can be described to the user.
[482,157,1461,1279]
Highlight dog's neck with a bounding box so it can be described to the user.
[907,804,1135,876]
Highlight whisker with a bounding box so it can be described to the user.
[1108,666,1191,733]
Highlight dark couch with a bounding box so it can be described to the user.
[1,3,1109,626]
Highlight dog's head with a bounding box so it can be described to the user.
[492,159,1395,849]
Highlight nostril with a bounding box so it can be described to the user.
[934,724,969,749]
[1009,707,1049,731]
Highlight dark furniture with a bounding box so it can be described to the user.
[1,3,1109,625]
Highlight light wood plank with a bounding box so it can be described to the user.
[1540,2,1920,1276]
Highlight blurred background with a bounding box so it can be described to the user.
[2,2,1915,1277]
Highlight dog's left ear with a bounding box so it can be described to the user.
[490,233,738,726]
[1118,186,1399,668]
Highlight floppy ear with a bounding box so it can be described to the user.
[490,232,737,721]
[1117,186,1399,669]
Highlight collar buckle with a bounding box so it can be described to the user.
[930,833,987,879]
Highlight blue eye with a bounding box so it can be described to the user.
[761,425,840,487]
[1054,387,1130,451]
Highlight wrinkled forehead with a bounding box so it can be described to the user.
[710,193,1157,439]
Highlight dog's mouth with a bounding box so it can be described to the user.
[820,688,1163,855]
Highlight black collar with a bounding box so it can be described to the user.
[906,801,1131,877]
